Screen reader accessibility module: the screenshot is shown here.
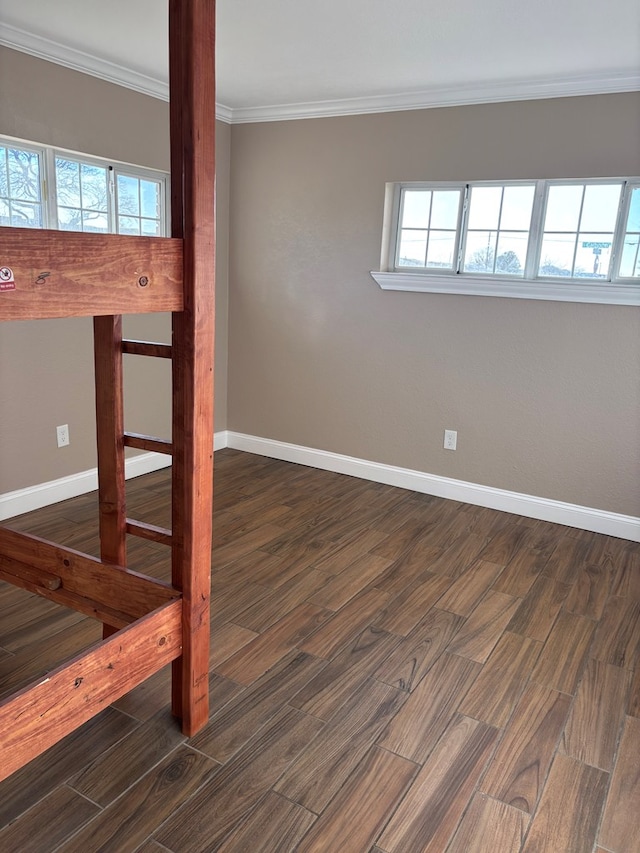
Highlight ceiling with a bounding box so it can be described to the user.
[0,0,639,122]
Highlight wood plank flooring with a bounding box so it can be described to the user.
[1,448,639,852]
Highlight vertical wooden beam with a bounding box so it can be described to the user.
[94,314,127,637]
[169,0,215,735]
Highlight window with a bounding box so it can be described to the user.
[0,136,168,236]
[0,143,44,228]
[538,182,621,280]
[618,184,640,279]
[396,187,462,271]
[373,177,640,305]
[55,156,110,233]
[462,184,535,276]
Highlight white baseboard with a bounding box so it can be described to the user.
[3,429,638,542]
[225,431,640,543]
[0,431,229,521]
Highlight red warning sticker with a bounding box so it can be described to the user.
[0,267,15,291]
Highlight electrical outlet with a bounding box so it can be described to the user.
[56,424,70,448]
[444,429,457,451]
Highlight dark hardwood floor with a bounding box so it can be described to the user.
[1,448,639,852]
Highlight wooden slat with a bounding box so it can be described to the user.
[0,557,60,590]
[0,527,178,617]
[56,747,215,853]
[158,707,324,852]
[126,519,173,547]
[598,715,640,851]
[0,786,100,853]
[530,611,595,694]
[122,340,173,358]
[215,791,316,853]
[295,746,417,853]
[123,433,173,455]
[479,682,571,813]
[169,0,216,735]
[274,679,406,814]
[0,556,134,628]
[94,315,127,591]
[559,658,632,771]
[378,714,499,853]
[521,754,609,853]
[0,229,183,320]
[447,792,529,853]
[374,607,465,692]
[377,652,481,763]
[0,600,182,782]
[458,631,542,728]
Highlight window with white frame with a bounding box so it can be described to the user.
[0,136,168,236]
[0,142,44,228]
[373,177,640,305]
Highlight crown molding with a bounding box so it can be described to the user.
[230,70,640,123]
[0,22,234,123]
[1,23,638,125]
[0,23,168,99]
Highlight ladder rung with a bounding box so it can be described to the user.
[122,340,173,359]
[124,432,173,455]
[126,519,173,547]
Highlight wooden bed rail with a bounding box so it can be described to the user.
[0,527,178,620]
[0,228,183,320]
[0,599,182,782]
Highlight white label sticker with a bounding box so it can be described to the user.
[0,266,15,291]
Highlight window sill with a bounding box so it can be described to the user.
[370,271,640,306]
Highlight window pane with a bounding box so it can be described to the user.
[8,149,41,202]
[83,210,109,233]
[574,234,613,278]
[626,187,640,232]
[495,233,528,275]
[141,218,160,237]
[117,174,140,217]
[55,159,81,207]
[0,149,7,197]
[426,231,456,269]
[619,235,640,278]
[119,215,141,236]
[140,181,160,219]
[467,186,502,229]
[0,199,9,226]
[11,201,42,228]
[464,231,497,273]
[500,185,535,230]
[430,191,460,229]
[81,163,109,211]
[539,234,576,276]
[544,185,583,231]
[401,190,431,229]
[580,184,621,231]
[398,230,427,266]
[58,207,82,231]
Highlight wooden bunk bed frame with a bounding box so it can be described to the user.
[0,0,215,780]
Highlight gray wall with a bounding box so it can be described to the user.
[228,94,640,516]
[0,47,229,493]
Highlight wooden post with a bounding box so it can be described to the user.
[94,314,127,638]
[168,0,216,734]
